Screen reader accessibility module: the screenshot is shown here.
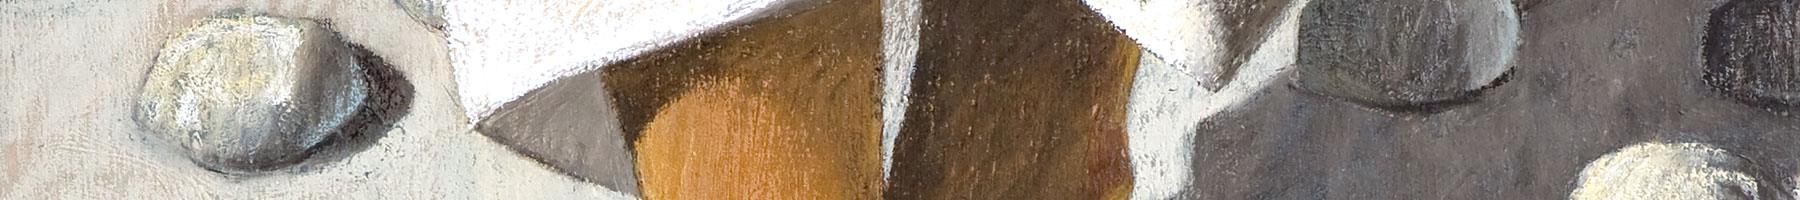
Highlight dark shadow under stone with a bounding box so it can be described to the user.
[288,44,413,174]
[213,43,414,176]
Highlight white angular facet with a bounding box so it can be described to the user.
[1121,0,1308,198]
[1083,0,1226,90]
[444,0,797,124]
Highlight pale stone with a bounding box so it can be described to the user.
[1572,142,1761,200]
[135,14,367,173]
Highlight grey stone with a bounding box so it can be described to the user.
[1703,0,1800,110]
[135,15,367,173]
[1296,0,1519,110]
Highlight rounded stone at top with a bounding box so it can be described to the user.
[1704,0,1800,110]
[1296,0,1520,110]
[135,14,367,173]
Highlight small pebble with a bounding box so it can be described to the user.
[135,14,367,173]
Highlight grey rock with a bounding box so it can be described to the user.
[1703,0,1800,110]
[136,15,367,173]
[1296,0,1520,110]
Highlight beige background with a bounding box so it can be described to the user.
[0,0,632,198]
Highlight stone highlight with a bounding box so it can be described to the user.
[136,14,367,173]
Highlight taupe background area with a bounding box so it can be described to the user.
[0,0,630,198]
[1181,0,1800,199]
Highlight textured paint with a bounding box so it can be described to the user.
[444,0,795,124]
[475,77,639,194]
[878,0,920,180]
[0,0,637,198]
[1121,0,1306,198]
[884,0,1138,198]
[608,0,884,198]
[1464,0,1519,90]
[136,15,366,173]
[1571,142,1759,199]
[1294,0,1519,109]
[1704,0,1800,111]
[1082,0,1224,89]
[635,79,878,199]
[1177,0,1800,198]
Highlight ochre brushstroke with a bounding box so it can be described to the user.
[1098,37,1141,200]
[611,0,882,199]
[883,0,1140,198]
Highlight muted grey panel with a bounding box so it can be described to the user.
[476,75,639,195]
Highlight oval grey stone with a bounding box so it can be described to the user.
[136,14,367,173]
[1296,0,1519,109]
[1703,0,1800,110]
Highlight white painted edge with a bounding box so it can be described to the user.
[1119,0,1307,199]
[444,0,791,124]
[878,0,921,181]
[1084,0,1226,91]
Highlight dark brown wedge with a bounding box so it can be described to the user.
[882,0,1138,199]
